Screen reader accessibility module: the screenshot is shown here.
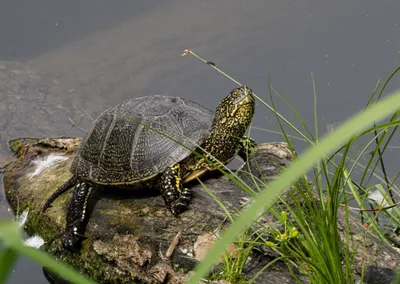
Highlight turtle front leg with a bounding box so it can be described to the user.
[238,136,257,161]
[61,182,93,251]
[160,163,191,216]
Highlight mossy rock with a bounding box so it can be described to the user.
[2,138,399,283]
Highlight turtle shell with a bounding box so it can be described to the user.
[71,95,214,185]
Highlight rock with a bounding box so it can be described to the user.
[2,138,399,283]
[93,235,152,268]
[193,233,238,262]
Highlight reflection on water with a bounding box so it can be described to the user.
[1,0,400,283]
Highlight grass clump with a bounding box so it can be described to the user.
[183,51,400,284]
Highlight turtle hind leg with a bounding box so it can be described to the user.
[160,163,191,216]
[42,176,77,213]
[62,182,93,251]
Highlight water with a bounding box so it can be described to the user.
[0,1,399,283]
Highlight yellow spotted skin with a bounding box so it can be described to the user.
[182,85,255,183]
[43,86,255,251]
[160,163,191,215]
[163,86,255,213]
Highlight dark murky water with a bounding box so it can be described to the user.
[1,1,399,283]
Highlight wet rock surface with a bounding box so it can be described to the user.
[2,138,399,283]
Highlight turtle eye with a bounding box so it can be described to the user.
[232,86,253,104]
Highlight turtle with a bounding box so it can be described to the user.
[42,85,256,251]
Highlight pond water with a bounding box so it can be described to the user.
[0,1,399,283]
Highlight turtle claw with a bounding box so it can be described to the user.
[170,203,186,216]
[179,189,191,200]
[170,188,191,216]
[61,227,82,252]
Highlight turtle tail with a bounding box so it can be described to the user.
[42,177,77,213]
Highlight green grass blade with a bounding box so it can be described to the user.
[0,222,93,284]
[312,73,319,143]
[0,247,18,283]
[0,221,21,247]
[14,245,94,284]
[188,89,400,284]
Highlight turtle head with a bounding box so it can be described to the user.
[214,85,255,131]
[194,86,255,171]
[225,85,254,106]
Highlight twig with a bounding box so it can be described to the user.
[67,117,87,132]
[339,201,400,213]
[81,108,94,122]
[165,230,182,259]
[182,49,242,86]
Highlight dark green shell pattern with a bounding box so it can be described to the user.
[71,95,214,184]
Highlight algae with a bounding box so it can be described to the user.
[9,139,24,154]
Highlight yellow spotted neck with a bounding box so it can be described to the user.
[182,86,255,183]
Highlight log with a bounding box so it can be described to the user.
[2,138,399,284]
